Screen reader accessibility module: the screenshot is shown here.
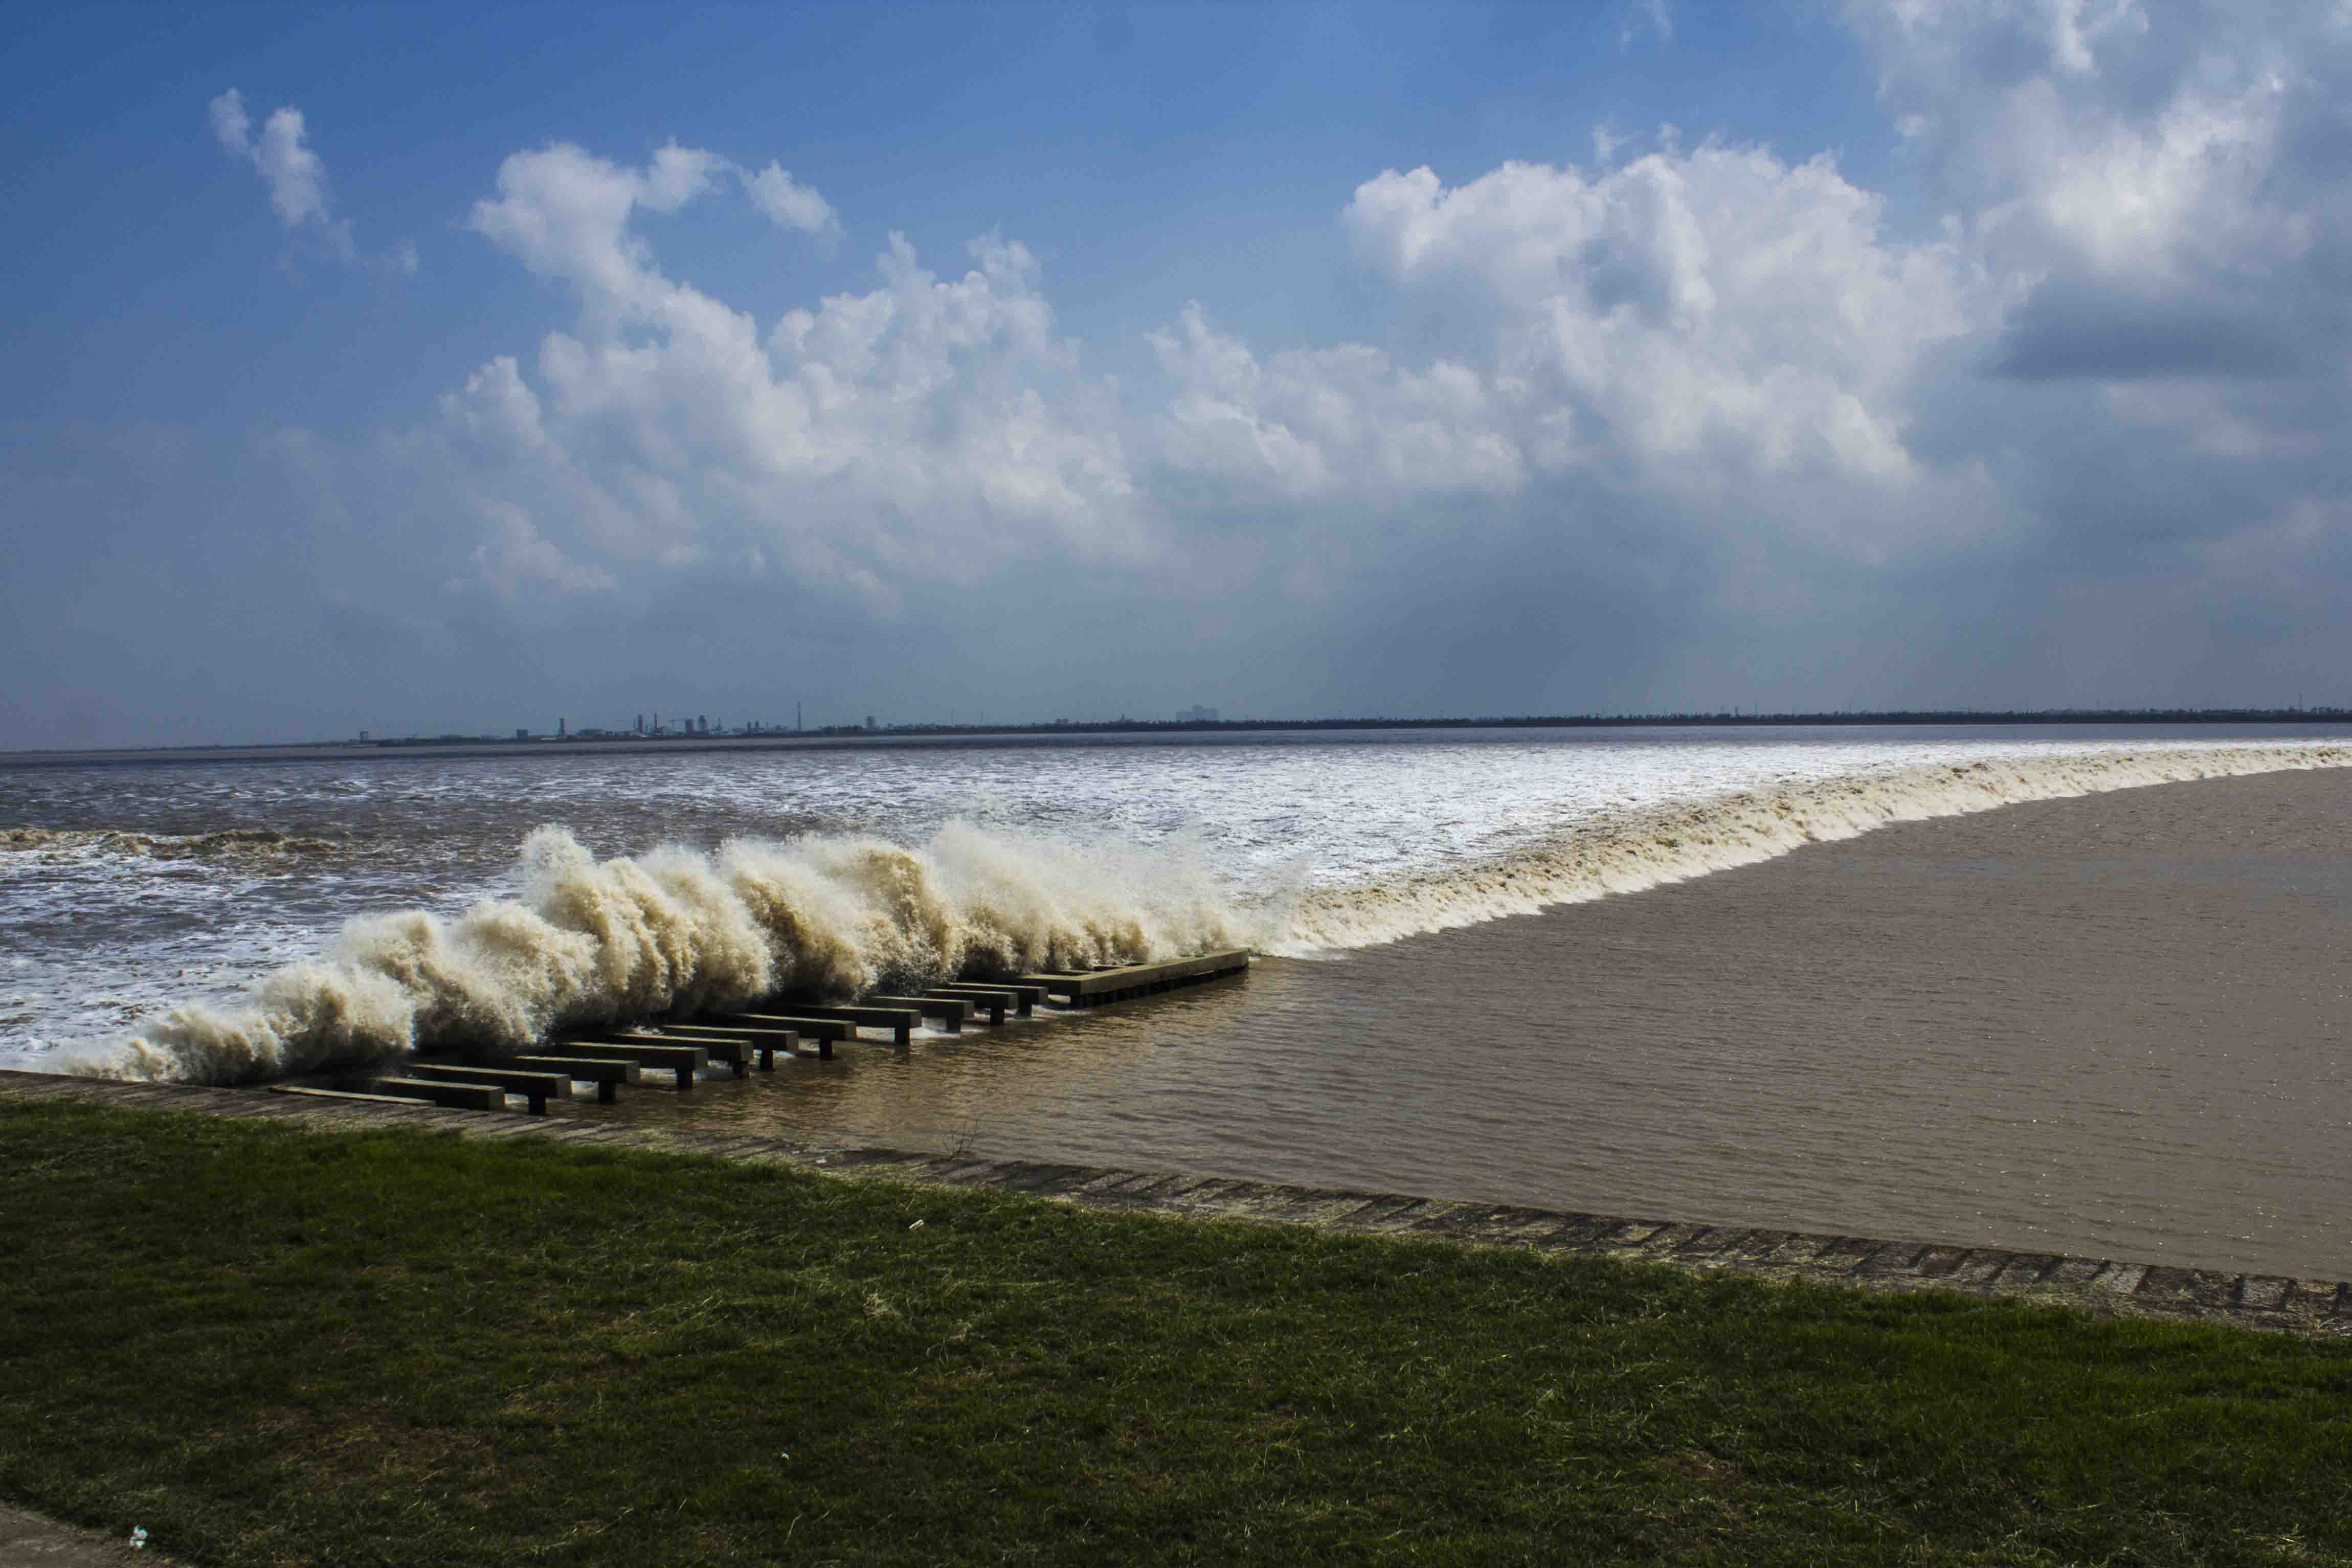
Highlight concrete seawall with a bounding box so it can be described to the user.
[5,1068,2344,1339]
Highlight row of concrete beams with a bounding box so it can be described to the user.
[701,984,1033,1046]
[266,955,1247,1114]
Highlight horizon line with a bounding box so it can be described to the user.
[9,705,2352,765]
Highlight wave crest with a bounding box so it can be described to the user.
[90,821,1260,1085]
[1280,743,2352,950]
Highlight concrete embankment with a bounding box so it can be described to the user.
[4,1069,2342,1339]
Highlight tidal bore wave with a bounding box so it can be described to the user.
[1280,742,2352,950]
[92,823,1251,1085]
[76,741,2352,1085]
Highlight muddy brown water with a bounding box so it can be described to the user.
[568,769,2352,1279]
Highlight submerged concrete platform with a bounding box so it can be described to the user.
[3,1068,2343,1339]
[1018,949,1252,1004]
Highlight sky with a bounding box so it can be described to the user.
[4,1,2351,746]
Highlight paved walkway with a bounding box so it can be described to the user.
[0,1500,178,1565]
[3,1068,2346,1338]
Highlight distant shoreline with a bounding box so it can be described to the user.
[6,708,2352,770]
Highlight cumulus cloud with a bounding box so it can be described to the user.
[443,143,1135,607]
[458,499,619,600]
[394,0,2352,711]
[1151,304,1524,504]
[208,88,416,274]
[1139,142,1983,577]
[208,89,328,227]
[1844,1,2351,379]
[742,161,841,238]
[126,3,2352,732]
[413,66,2333,687]
[1343,149,1970,485]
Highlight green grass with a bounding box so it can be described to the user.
[1,1104,2347,1566]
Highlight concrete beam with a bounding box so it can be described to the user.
[936,982,1036,1015]
[371,1077,507,1112]
[926,988,1008,1024]
[756,1004,921,1044]
[656,1021,815,1064]
[606,1033,753,1078]
[709,1014,856,1054]
[867,995,965,1033]
[512,1054,637,1102]
[268,1085,432,1108]
[539,1040,704,1090]
[406,1063,574,1114]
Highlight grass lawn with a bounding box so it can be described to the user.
[1,1102,2347,1566]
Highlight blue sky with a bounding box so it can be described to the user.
[5,2,2350,745]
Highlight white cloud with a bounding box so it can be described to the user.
[435,128,2004,619]
[1843,1,2338,301]
[1186,147,1973,509]
[1151,304,1524,504]
[207,88,414,274]
[743,161,842,238]
[446,144,1137,605]
[1620,0,1673,50]
[207,93,255,176]
[1826,0,2352,616]
[356,4,2352,707]
[210,89,329,229]
[460,499,619,599]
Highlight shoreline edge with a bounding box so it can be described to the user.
[4,1067,2342,1340]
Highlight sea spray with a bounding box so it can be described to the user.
[1279,742,2352,950]
[71,740,2352,1083]
[92,821,1261,1084]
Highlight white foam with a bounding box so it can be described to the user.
[1279,743,2352,950]
[47,738,2352,1085]
[78,821,1260,1084]
[0,826,337,860]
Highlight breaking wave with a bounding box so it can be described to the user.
[65,740,2352,1086]
[1,826,339,861]
[1280,742,2352,950]
[85,821,1255,1085]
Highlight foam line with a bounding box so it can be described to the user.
[1,827,336,860]
[1278,743,2352,951]
[71,742,2352,1085]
